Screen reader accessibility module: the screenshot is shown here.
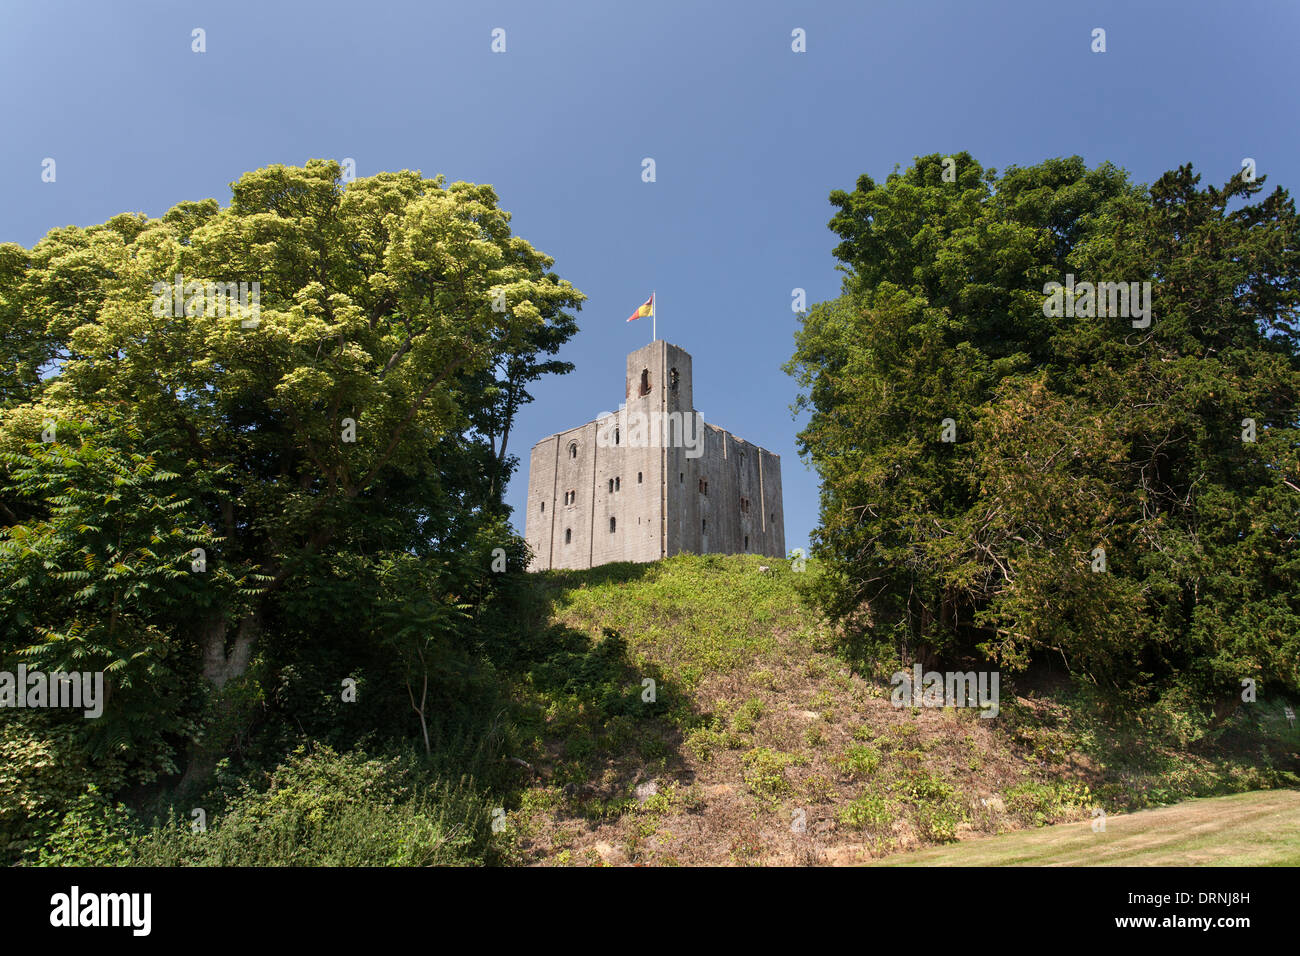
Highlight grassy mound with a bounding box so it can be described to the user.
[495,554,1300,866]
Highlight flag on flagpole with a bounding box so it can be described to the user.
[626,293,654,322]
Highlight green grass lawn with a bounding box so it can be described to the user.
[870,789,1300,866]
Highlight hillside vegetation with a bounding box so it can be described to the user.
[13,553,1298,867]
[3,154,1296,868]
[492,555,1299,866]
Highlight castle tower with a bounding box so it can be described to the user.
[524,341,784,571]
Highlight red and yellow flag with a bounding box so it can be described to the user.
[626,293,654,322]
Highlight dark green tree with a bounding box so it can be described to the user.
[788,154,1300,710]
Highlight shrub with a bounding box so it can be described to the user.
[741,748,803,803]
[132,745,494,866]
[836,744,880,777]
[838,793,894,832]
[896,771,966,843]
[33,788,139,866]
[1004,779,1093,828]
[0,716,128,865]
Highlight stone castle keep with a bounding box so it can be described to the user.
[525,340,785,571]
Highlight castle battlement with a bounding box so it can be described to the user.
[524,340,785,571]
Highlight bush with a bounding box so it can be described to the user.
[1004,779,1093,828]
[741,748,803,803]
[133,745,494,866]
[25,744,500,867]
[0,716,129,865]
[836,744,880,777]
[896,771,966,843]
[838,793,893,832]
[32,789,139,866]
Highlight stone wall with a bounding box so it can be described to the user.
[525,340,784,571]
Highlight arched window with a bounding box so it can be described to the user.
[568,442,578,459]
[540,501,545,513]
[564,528,572,544]
[609,517,617,533]
[615,476,620,491]
[608,478,614,493]
[638,472,643,484]
[614,428,620,446]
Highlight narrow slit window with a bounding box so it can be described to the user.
[609,517,616,533]
[564,528,572,544]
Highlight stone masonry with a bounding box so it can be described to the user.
[525,340,785,570]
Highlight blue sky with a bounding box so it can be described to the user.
[3,0,1297,553]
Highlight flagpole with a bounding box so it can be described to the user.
[652,289,656,342]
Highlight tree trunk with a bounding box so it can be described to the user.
[1208,693,1242,729]
[178,611,261,793]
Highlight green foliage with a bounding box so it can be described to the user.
[0,715,128,864]
[788,153,1300,712]
[0,159,581,802]
[731,697,765,733]
[0,409,224,771]
[33,745,496,866]
[835,743,881,777]
[894,770,967,843]
[32,788,140,866]
[838,792,894,831]
[741,747,804,802]
[1004,779,1094,828]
